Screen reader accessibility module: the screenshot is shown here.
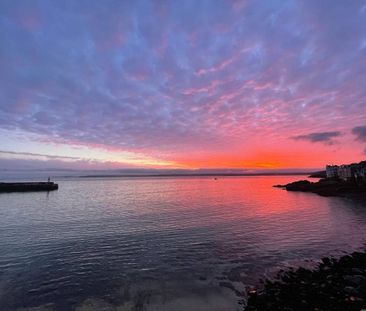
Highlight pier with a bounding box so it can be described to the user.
[0,182,59,193]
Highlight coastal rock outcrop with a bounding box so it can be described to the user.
[245,251,366,311]
[274,179,366,197]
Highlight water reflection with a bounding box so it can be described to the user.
[0,176,365,310]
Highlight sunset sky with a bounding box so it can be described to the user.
[0,0,366,171]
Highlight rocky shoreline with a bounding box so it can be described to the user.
[274,179,366,197]
[245,251,366,311]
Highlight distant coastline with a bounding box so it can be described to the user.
[0,170,319,182]
[78,172,312,178]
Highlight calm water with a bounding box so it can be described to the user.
[1,176,366,310]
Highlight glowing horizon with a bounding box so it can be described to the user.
[0,1,365,171]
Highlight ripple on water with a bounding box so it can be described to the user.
[0,176,366,310]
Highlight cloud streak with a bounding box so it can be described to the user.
[292,131,342,144]
[352,126,366,142]
[0,0,365,169]
[0,150,81,161]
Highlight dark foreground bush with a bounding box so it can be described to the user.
[245,251,366,311]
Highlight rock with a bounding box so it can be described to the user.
[351,268,363,274]
[344,286,358,295]
[322,257,331,265]
[349,296,363,302]
[309,171,326,178]
[245,250,366,311]
[284,180,312,191]
[248,289,257,296]
[344,275,366,286]
[274,177,366,197]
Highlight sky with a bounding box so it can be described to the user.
[0,0,366,172]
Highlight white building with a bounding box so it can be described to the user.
[356,167,366,178]
[325,161,366,181]
[326,165,338,178]
[338,165,352,181]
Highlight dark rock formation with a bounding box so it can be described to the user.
[273,179,366,197]
[245,251,366,311]
[309,170,327,178]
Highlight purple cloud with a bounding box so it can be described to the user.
[0,0,365,166]
[0,150,80,160]
[352,126,366,142]
[292,131,342,144]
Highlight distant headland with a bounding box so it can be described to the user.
[274,161,366,197]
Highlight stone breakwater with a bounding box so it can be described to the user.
[245,251,366,311]
[0,182,58,193]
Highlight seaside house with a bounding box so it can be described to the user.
[326,165,338,178]
[352,161,366,185]
[338,165,352,181]
[355,167,366,178]
[325,161,366,182]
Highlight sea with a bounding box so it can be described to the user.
[1,175,366,310]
